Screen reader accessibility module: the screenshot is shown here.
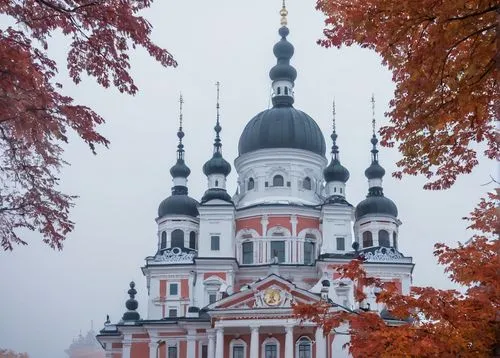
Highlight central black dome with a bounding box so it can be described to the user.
[238,106,326,156]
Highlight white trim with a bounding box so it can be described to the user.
[295,336,313,358]
[261,337,280,358]
[229,338,247,358]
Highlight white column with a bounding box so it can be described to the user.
[250,326,260,358]
[207,329,215,358]
[215,327,224,358]
[315,327,326,358]
[122,341,131,358]
[285,326,294,358]
[148,342,157,358]
[187,330,196,358]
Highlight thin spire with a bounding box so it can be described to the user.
[370,93,379,162]
[280,0,288,26]
[176,93,185,160]
[214,81,222,153]
[331,99,339,160]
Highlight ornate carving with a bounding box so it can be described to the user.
[363,247,411,263]
[254,287,293,308]
[153,247,195,264]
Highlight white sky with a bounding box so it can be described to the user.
[0,1,495,357]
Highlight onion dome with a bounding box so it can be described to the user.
[237,5,326,157]
[324,102,350,182]
[158,193,199,217]
[364,136,385,180]
[355,187,398,219]
[355,97,397,220]
[202,102,231,176]
[157,95,199,218]
[122,282,140,321]
[203,151,231,176]
[201,82,233,204]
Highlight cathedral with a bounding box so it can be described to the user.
[96,3,414,358]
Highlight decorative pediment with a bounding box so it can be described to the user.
[151,247,196,264]
[207,274,321,312]
[362,247,412,263]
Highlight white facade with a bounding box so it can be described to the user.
[96,9,415,358]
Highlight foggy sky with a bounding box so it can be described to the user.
[0,1,495,357]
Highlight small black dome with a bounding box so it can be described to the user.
[238,106,326,156]
[158,194,199,218]
[201,188,232,204]
[324,159,350,182]
[355,188,398,219]
[170,159,191,178]
[365,161,385,179]
[203,152,231,176]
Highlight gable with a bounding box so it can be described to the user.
[208,274,321,311]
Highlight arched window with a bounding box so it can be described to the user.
[171,229,184,248]
[302,177,312,190]
[362,231,373,248]
[273,175,284,187]
[262,337,280,358]
[295,337,312,358]
[230,339,247,358]
[284,87,289,95]
[215,179,219,187]
[242,241,253,264]
[247,177,255,190]
[277,87,281,95]
[160,231,167,250]
[393,232,398,249]
[189,231,196,250]
[379,230,390,247]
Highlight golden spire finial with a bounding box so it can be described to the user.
[280,0,288,26]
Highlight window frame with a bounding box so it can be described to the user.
[160,231,167,250]
[242,241,254,264]
[295,336,312,358]
[247,177,255,190]
[362,231,373,248]
[379,230,390,247]
[211,235,220,251]
[270,241,285,263]
[336,237,345,251]
[169,282,179,297]
[167,344,178,358]
[303,241,315,265]
[272,174,284,187]
[230,338,247,358]
[302,177,312,190]
[171,229,184,249]
[261,337,280,358]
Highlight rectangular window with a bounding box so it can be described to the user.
[265,344,277,358]
[167,346,177,358]
[336,237,345,251]
[168,309,177,318]
[209,293,217,304]
[169,283,178,296]
[304,241,315,265]
[242,242,253,264]
[233,346,244,358]
[270,241,285,263]
[211,235,220,251]
[201,345,208,358]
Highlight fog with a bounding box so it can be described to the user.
[0,1,494,357]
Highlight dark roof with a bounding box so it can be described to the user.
[323,195,353,206]
[365,161,385,179]
[238,106,326,156]
[355,187,398,219]
[169,158,191,178]
[158,191,199,218]
[200,188,233,204]
[324,158,350,183]
[202,152,231,176]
